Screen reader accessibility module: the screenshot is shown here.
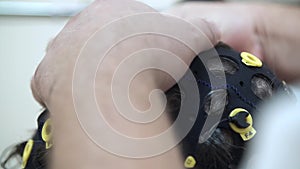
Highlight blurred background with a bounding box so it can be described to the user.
[1,0,299,168]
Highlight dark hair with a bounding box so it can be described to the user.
[1,110,50,169]
[1,142,26,169]
[166,85,245,169]
[1,136,50,169]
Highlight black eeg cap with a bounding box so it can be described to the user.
[20,110,50,169]
[166,42,292,169]
[17,43,293,169]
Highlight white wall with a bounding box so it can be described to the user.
[0,16,69,167]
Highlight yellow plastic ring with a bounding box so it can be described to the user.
[240,52,263,67]
[42,119,53,149]
[22,139,34,169]
[229,108,253,134]
[184,156,196,168]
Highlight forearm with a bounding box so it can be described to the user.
[256,4,300,81]
[49,16,188,169]
[48,20,185,169]
[46,38,186,168]
[31,0,221,167]
[50,75,183,169]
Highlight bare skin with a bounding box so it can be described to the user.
[167,2,300,82]
[31,0,219,169]
[30,1,300,169]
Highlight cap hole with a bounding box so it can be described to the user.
[239,81,244,87]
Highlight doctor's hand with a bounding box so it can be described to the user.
[167,2,300,82]
[31,0,220,169]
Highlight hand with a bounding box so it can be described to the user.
[31,0,220,168]
[167,2,263,58]
[166,2,300,82]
